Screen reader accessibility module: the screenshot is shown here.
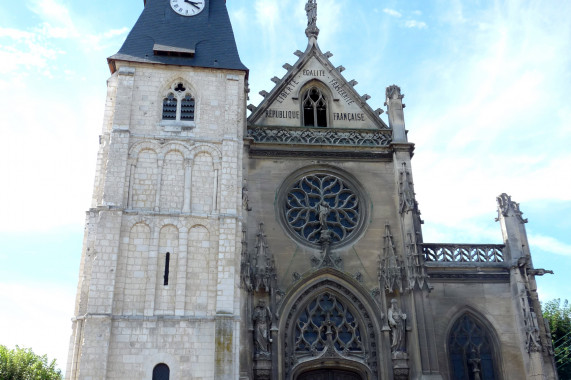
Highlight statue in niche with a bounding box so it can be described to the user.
[253,300,273,357]
[242,185,252,211]
[305,0,317,27]
[388,299,407,352]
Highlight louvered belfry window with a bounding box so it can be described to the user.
[303,87,328,127]
[162,82,195,122]
[162,93,177,120]
[181,94,195,120]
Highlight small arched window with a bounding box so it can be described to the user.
[162,82,195,122]
[302,86,328,127]
[152,363,170,380]
[449,314,498,380]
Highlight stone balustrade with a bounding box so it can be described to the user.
[421,243,505,263]
[247,126,392,147]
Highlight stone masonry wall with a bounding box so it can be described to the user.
[67,62,246,380]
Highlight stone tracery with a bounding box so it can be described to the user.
[284,173,361,246]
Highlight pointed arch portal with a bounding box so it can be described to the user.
[281,276,380,380]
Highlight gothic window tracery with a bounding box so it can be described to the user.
[449,314,498,380]
[284,173,361,246]
[162,82,195,122]
[303,86,328,127]
[294,292,363,356]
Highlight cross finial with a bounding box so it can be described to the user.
[305,0,320,39]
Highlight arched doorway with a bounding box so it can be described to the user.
[298,369,362,380]
[280,276,381,380]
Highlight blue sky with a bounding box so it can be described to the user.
[0,0,570,373]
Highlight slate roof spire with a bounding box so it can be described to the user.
[108,0,247,74]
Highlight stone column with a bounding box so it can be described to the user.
[175,227,188,316]
[127,158,136,209]
[212,166,220,213]
[154,157,164,212]
[145,222,159,316]
[183,158,193,213]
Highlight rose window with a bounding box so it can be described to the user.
[284,173,361,246]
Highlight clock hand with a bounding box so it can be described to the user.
[184,0,202,9]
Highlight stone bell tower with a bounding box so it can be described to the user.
[65,0,247,378]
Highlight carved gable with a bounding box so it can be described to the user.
[248,40,388,131]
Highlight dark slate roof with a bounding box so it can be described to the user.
[108,0,247,73]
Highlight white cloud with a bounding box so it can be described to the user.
[0,27,35,40]
[0,26,60,74]
[28,0,78,38]
[529,235,571,257]
[406,0,571,231]
[383,8,402,18]
[404,20,428,29]
[0,282,75,371]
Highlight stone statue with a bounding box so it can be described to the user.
[317,201,331,230]
[253,300,273,357]
[242,185,252,211]
[468,349,482,380]
[305,0,317,27]
[388,299,407,352]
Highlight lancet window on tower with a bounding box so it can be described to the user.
[163,252,170,286]
[302,86,328,127]
[162,82,195,122]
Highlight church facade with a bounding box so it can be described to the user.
[65,1,558,379]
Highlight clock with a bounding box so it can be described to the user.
[170,0,205,16]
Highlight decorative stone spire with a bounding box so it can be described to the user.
[253,223,276,292]
[405,233,429,291]
[305,0,320,39]
[379,223,404,293]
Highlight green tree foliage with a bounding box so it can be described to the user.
[543,299,571,379]
[0,345,62,380]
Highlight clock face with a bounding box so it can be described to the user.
[170,0,205,16]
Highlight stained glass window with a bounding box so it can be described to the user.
[285,173,360,246]
[295,293,363,355]
[449,314,497,380]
